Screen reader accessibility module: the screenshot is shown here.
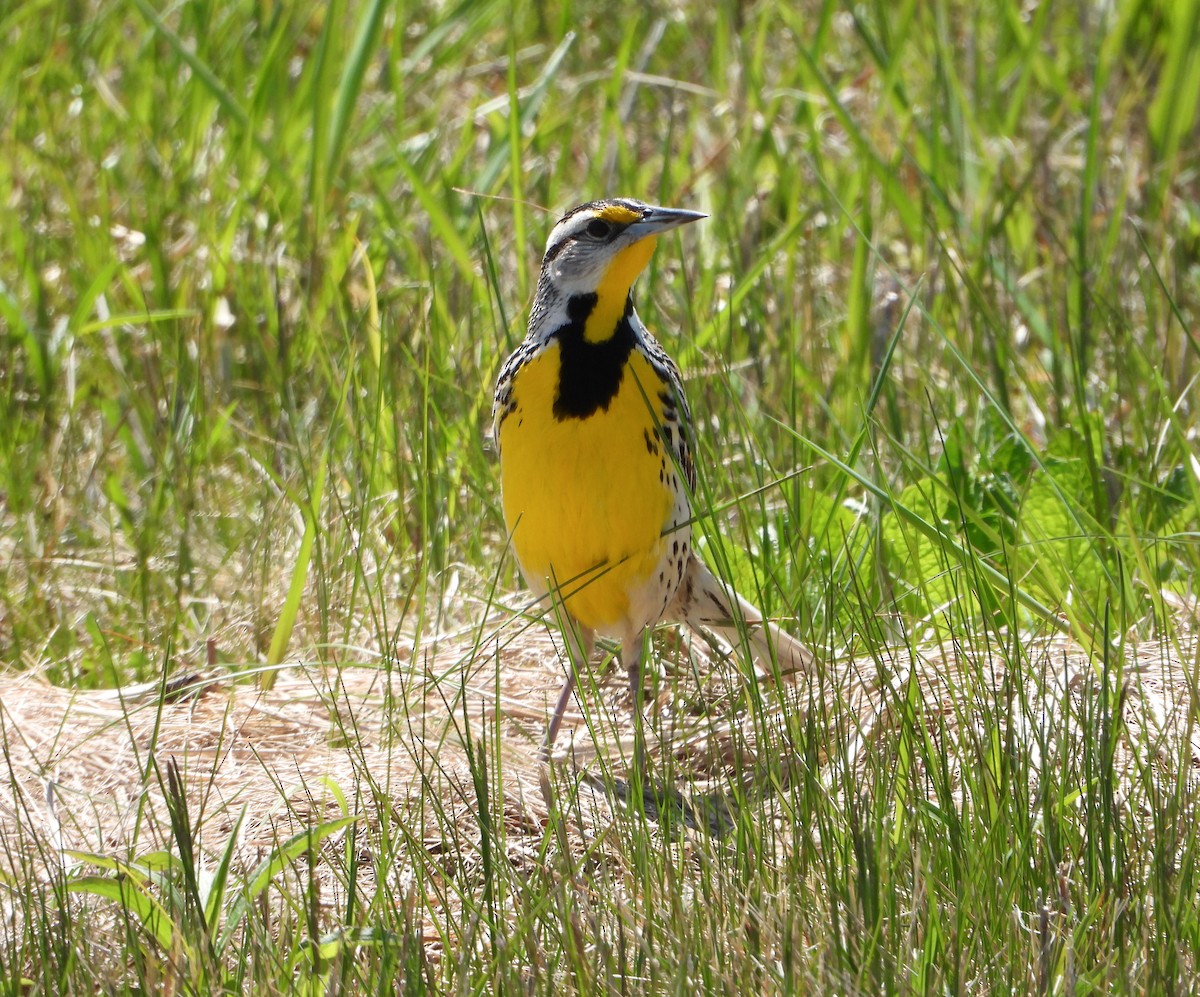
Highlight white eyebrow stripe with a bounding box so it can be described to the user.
[544,210,599,255]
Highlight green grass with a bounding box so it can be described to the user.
[2,0,1200,991]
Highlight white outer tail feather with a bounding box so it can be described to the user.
[668,556,813,678]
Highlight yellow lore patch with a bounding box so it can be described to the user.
[595,203,642,225]
[499,346,675,633]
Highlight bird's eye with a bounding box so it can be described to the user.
[585,218,612,239]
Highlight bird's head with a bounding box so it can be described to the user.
[538,198,706,305]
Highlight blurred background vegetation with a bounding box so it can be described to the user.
[4,0,1197,688]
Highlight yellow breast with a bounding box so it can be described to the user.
[498,345,678,633]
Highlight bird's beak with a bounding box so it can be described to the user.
[625,205,707,241]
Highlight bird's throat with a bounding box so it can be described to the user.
[553,294,635,420]
[583,236,658,344]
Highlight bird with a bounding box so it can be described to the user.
[492,197,811,775]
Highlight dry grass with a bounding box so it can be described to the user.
[3,619,1196,961]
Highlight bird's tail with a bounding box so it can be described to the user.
[669,555,813,679]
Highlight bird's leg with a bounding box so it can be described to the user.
[544,667,577,755]
[622,631,649,791]
[542,602,593,761]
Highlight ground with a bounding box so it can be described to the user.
[3,619,1195,970]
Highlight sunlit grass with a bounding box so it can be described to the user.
[1,0,1198,991]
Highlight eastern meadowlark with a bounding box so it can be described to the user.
[492,197,811,767]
